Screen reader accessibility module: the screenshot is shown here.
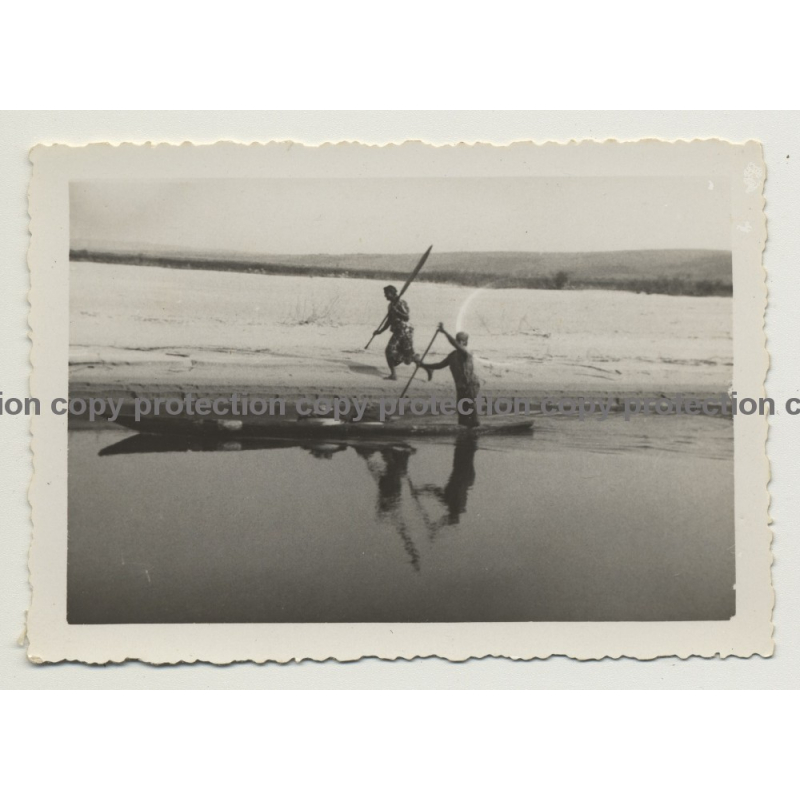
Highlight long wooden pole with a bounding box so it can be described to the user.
[364,245,433,350]
[399,329,439,399]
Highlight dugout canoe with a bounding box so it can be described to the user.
[111,413,533,441]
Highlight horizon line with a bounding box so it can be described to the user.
[69,244,733,257]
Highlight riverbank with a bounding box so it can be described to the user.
[70,262,733,403]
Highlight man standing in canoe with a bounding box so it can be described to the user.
[422,323,481,428]
[373,285,430,381]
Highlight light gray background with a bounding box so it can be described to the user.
[2,111,797,688]
[72,176,732,253]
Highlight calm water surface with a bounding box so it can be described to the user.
[68,415,734,623]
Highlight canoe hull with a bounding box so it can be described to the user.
[111,414,533,440]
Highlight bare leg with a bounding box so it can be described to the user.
[384,345,398,380]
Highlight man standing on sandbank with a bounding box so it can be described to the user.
[422,323,481,428]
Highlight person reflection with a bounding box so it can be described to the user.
[355,443,421,571]
[412,436,478,535]
[302,442,348,459]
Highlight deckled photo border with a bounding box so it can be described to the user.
[26,139,772,663]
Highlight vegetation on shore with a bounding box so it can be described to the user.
[70,248,733,297]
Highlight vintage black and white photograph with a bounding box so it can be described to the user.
[26,140,771,662]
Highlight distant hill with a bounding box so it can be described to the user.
[69,244,733,297]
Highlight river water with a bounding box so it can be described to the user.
[67,414,734,624]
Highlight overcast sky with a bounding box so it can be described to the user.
[71,177,731,254]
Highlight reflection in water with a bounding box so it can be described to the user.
[99,434,297,457]
[72,415,735,624]
[355,444,420,571]
[101,431,479,573]
[411,437,478,536]
[102,433,350,461]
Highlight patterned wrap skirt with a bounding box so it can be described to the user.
[386,323,417,367]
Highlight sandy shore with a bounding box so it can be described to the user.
[70,262,732,402]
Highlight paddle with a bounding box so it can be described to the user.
[399,328,439,399]
[364,245,433,349]
[406,476,440,538]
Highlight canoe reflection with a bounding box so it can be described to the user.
[98,434,298,457]
[99,432,478,572]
